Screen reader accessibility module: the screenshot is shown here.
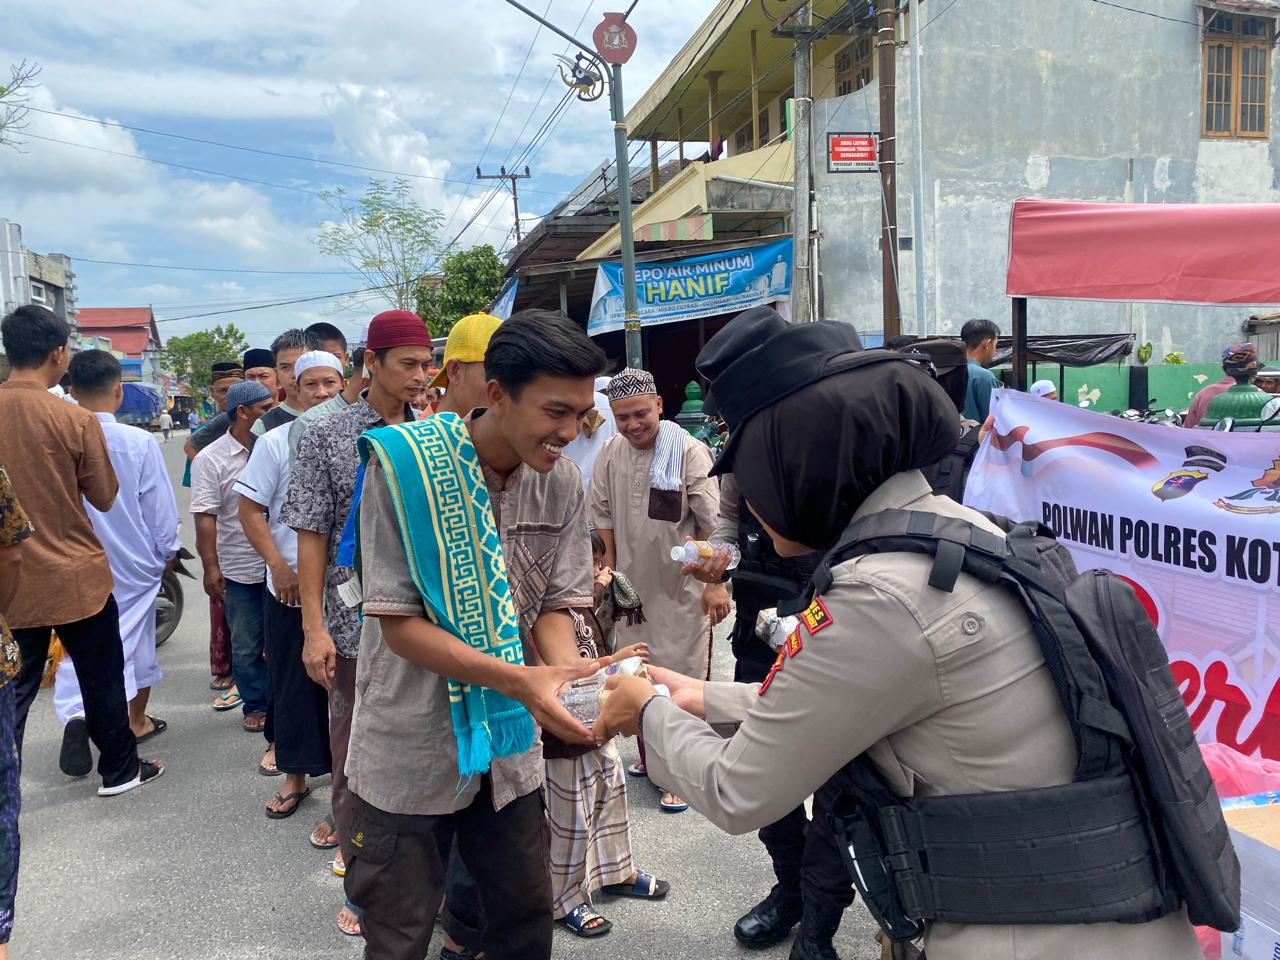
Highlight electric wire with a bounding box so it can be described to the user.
[19,133,331,199]
[22,105,564,196]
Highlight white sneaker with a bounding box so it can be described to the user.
[98,759,165,797]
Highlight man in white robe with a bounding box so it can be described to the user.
[588,367,727,813]
[55,351,180,753]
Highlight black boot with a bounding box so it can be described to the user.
[734,885,804,949]
[788,907,842,960]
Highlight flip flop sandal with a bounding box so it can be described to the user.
[242,711,267,733]
[558,902,613,938]
[265,787,311,820]
[336,899,363,938]
[626,762,647,778]
[601,871,670,901]
[135,716,168,744]
[259,751,283,777]
[659,795,689,814]
[213,688,242,711]
[310,814,340,850]
[331,854,346,877]
[210,676,235,691]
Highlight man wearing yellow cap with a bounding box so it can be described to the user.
[432,313,503,419]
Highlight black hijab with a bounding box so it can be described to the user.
[730,360,961,552]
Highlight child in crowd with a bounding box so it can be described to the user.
[542,532,667,938]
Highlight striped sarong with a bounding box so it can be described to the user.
[546,741,635,918]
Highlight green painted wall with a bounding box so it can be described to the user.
[996,361,1277,413]
[1062,364,1129,411]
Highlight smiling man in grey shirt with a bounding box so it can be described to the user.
[343,310,606,960]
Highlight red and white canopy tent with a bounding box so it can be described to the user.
[1004,198,1280,388]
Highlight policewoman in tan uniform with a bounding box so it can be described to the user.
[595,333,1200,960]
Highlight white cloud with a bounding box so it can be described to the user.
[3,0,717,339]
[5,88,150,194]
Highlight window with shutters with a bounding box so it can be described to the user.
[1202,13,1274,139]
[834,34,875,97]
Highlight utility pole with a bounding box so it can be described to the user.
[876,1,901,339]
[499,0,644,370]
[477,165,532,243]
[790,1,814,323]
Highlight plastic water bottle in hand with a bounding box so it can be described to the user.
[670,538,741,570]
[558,657,665,726]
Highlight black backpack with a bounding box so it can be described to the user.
[919,423,981,501]
[795,508,1240,940]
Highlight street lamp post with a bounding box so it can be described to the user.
[499,0,644,370]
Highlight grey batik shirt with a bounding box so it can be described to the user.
[280,393,412,658]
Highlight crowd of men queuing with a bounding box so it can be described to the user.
[0,302,750,960]
[0,297,1232,960]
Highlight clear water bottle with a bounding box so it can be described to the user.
[670,539,741,569]
[559,673,606,725]
[557,659,665,726]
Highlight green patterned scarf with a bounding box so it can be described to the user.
[355,413,533,778]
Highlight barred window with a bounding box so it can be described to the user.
[834,35,874,97]
[1202,13,1273,139]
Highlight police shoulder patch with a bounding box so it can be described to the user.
[800,597,834,635]
[785,629,803,658]
[758,649,785,695]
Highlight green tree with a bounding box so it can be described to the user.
[162,324,250,405]
[317,178,444,312]
[416,244,506,338]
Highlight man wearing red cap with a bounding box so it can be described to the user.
[281,310,432,938]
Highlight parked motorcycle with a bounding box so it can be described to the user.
[156,546,196,647]
[1086,397,1184,427]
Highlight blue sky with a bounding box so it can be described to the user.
[1,0,709,346]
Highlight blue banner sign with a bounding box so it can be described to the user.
[490,276,517,321]
[588,237,791,335]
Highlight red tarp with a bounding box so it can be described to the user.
[1005,199,1280,305]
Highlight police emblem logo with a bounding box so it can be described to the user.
[1151,468,1210,502]
[785,630,803,658]
[800,597,834,635]
[1150,445,1226,502]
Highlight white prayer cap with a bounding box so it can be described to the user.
[1030,379,1057,398]
[293,350,345,381]
[594,376,612,393]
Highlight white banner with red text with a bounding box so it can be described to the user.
[965,389,1280,760]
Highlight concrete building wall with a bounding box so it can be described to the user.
[814,0,1280,360]
[0,220,27,317]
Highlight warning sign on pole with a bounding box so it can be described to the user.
[827,132,879,173]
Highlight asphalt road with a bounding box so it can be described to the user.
[13,431,881,960]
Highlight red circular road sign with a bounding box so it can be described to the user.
[593,12,637,65]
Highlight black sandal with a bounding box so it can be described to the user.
[136,716,167,744]
[600,871,670,900]
[558,902,613,938]
[265,787,310,820]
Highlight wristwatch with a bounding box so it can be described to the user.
[637,690,670,736]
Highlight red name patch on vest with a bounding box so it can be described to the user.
[801,597,834,635]
[785,630,803,658]
[758,650,785,695]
